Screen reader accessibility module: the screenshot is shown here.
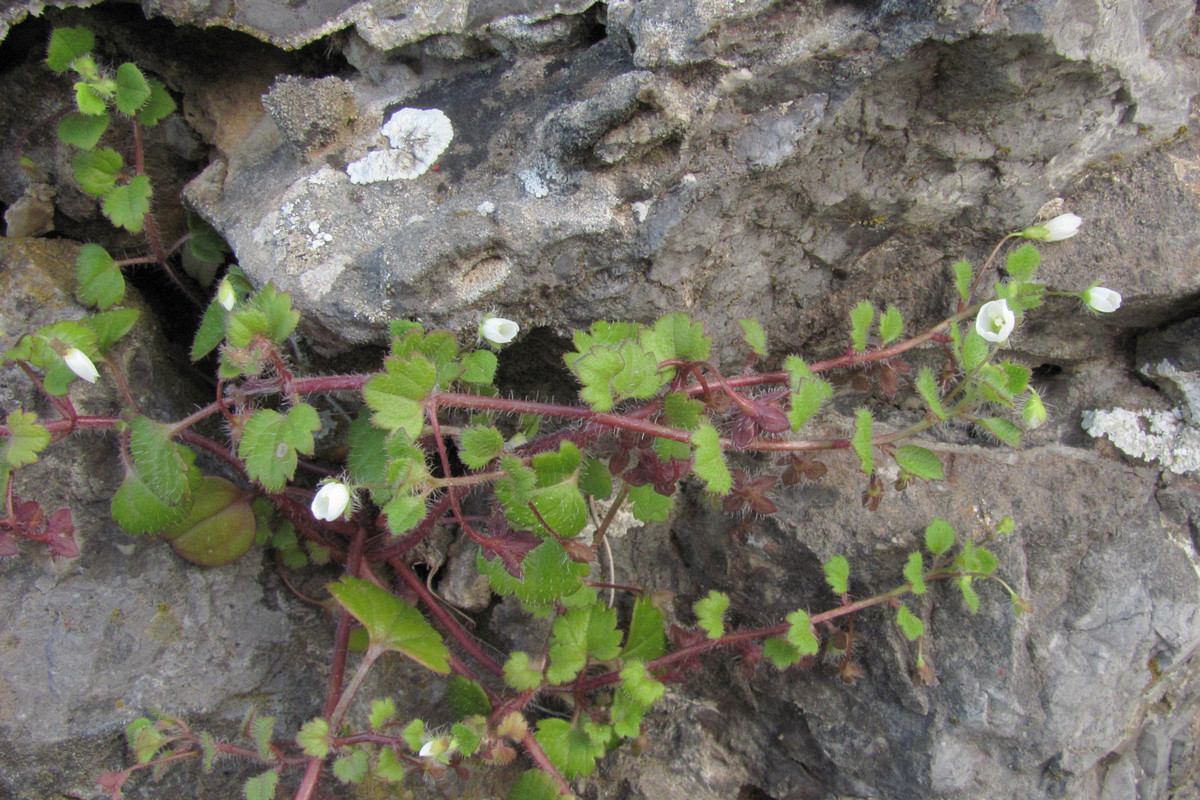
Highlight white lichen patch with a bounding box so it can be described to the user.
[1082,407,1200,474]
[347,108,453,184]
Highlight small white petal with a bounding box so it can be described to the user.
[480,317,519,345]
[1083,286,1122,313]
[1042,213,1082,241]
[216,277,236,311]
[975,299,1016,343]
[63,348,99,383]
[311,482,351,521]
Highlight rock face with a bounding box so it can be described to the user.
[2,1,1200,799]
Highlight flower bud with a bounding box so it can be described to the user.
[1020,212,1082,242]
[975,299,1015,343]
[63,348,99,383]
[311,481,351,521]
[1021,389,1047,429]
[216,277,236,311]
[1082,286,1121,313]
[480,317,519,345]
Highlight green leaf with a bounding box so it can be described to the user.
[191,300,228,360]
[896,605,925,640]
[126,718,164,764]
[187,215,229,264]
[784,355,813,388]
[503,651,545,691]
[1005,243,1041,282]
[878,305,903,344]
[640,312,712,366]
[460,349,498,384]
[564,321,644,369]
[739,318,767,357]
[447,676,492,720]
[694,590,730,639]
[3,410,50,469]
[452,721,483,756]
[129,416,196,505]
[364,353,436,438]
[663,390,704,430]
[368,698,396,730]
[76,244,124,309]
[478,539,591,608]
[961,328,989,372]
[74,81,108,115]
[47,27,95,72]
[296,719,330,758]
[958,577,980,613]
[894,445,944,481]
[114,62,151,114]
[376,747,406,782]
[572,340,666,412]
[785,609,820,655]
[579,458,612,500]
[915,367,946,420]
[691,424,731,495]
[138,79,176,126]
[58,111,108,149]
[459,425,505,469]
[509,768,570,800]
[788,378,833,431]
[401,720,425,752]
[111,460,197,535]
[547,605,622,684]
[72,147,122,196]
[763,636,802,669]
[102,175,153,233]
[620,659,665,707]
[999,361,1032,396]
[977,416,1021,447]
[82,308,140,353]
[851,409,873,475]
[243,771,278,800]
[250,715,274,760]
[328,577,451,673]
[952,259,973,302]
[622,595,667,661]
[924,519,956,556]
[611,689,648,739]
[823,555,849,595]
[201,731,219,772]
[237,404,321,492]
[904,552,926,594]
[628,483,673,522]
[534,718,606,779]
[332,749,369,784]
[382,493,426,536]
[849,300,874,352]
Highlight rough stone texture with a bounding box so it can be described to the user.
[2,1,1200,800]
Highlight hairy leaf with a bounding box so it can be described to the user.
[58,111,108,149]
[904,551,926,594]
[447,676,492,720]
[503,651,544,691]
[739,318,767,357]
[952,259,973,302]
[114,62,151,114]
[849,300,874,352]
[76,244,124,310]
[763,636,802,669]
[785,609,820,655]
[977,416,1021,447]
[243,771,278,800]
[788,378,833,431]
[296,719,330,758]
[138,79,175,126]
[1005,243,1042,282]
[924,518,956,556]
[328,577,450,673]
[47,27,95,72]
[896,605,925,640]
[102,175,152,233]
[459,425,505,469]
[72,147,122,196]
[190,300,227,361]
[3,410,50,469]
[238,404,321,492]
[879,305,904,344]
[823,555,849,596]
[508,769,569,800]
[694,590,730,639]
[915,367,946,420]
[851,409,874,475]
[691,424,731,495]
[622,595,667,662]
[894,445,944,481]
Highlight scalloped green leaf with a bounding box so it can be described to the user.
[823,555,849,596]
[459,425,504,470]
[896,604,925,640]
[691,424,730,495]
[952,259,973,302]
[460,349,498,384]
[628,483,673,522]
[904,551,926,594]
[447,675,492,720]
[763,636,802,669]
[102,175,152,233]
[879,305,903,344]
[296,718,330,759]
[924,518,956,556]
[694,590,729,639]
[640,312,712,367]
[784,355,813,388]
[237,404,321,492]
[114,62,151,114]
[47,27,95,72]
[72,147,122,196]
[76,244,124,309]
[369,698,396,730]
[739,318,767,357]
[788,377,833,431]
[534,718,606,779]
[58,111,108,149]
[1005,243,1041,282]
[915,367,946,420]
[508,769,569,800]
[82,308,140,353]
[3,410,50,469]
[478,539,590,607]
[328,577,450,673]
[785,609,820,655]
[503,651,544,691]
[74,81,108,115]
[138,78,176,126]
[849,300,874,352]
[622,595,667,662]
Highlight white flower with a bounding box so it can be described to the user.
[311,481,351,521]
[975,299,1016,343]
[216,277,236,311]
[480,317,519,345]
[1082,286,1122,313]
[63,348,99,383]
[1021,213,1082,242]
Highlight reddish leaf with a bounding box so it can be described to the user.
[623,449,690,497]
[743,398,790,433]
[0,533,18,557]
[478,516,540,578]
[45,508,79,559]
[97,771,129,799]
[13,498,43,533]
